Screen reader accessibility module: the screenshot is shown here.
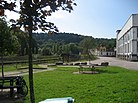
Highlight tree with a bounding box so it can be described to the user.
[68,43,80,54]
[0,17,19,77]
[79,37,96,62]
[1,0,76,103]
[41,46,52,56]
[13,30,38,56]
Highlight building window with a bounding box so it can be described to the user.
[137,28,138,38]
[137,41,138,52]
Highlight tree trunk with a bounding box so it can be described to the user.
[28,16,35,103]
[87,49,91,66]
[1,54,4,77]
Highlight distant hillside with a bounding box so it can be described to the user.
[33,32,116,49]
[33,32,89,44]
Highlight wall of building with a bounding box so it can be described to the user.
[133,14,138,26]
[117,15,133,40]
[95,50,116,57]
[116,14,138,61]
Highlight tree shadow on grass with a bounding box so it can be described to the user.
[96,69,118,74]
[0,91,25,103]
[74,67,119,75]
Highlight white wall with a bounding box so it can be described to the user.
[133,14,138,26]
[132,41,137,54]
[116,14,138,60]
[117,15,133,40]
[133,28,137,39]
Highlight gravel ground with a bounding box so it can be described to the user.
[90,57,138,70]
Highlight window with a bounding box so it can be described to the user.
[137,41,138,52]
[137,28,138,38]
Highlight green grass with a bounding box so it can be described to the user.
[23,66,138,103]
[0,64,43,72]
[0,64,18,72]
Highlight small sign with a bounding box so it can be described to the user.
[39,97,74,103]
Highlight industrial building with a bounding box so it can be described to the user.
[116,14,138,61]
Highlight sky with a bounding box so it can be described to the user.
[5,0,138,38]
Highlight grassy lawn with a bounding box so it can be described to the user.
[23,66,138,103]
[0,64,20,72]
[0,64,43,72]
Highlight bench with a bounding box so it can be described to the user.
[0,76,28,97]
[78,65,96,73]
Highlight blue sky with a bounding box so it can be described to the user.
[5,0,138,38]
[47,0,138,38]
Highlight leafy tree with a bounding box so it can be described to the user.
[41,47,52,56]
[62,43,80,54]
[0,17,19,77]
[11,30,29,55]
[80,37,96,53]
[1,0,76,102]
[18,31,38,55]
[51,42,58,55]
[95,38,116,51]
[68,43,80,54]
[61,43,80,62]
[79,37,96,61]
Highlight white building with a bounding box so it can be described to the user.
[94,46,116,57]
[116,14,138,61]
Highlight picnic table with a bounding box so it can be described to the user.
[78,62,108,74]
[78,64,96,73]
[0,76,28,97]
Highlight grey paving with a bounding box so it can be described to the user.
[90,57,138,70]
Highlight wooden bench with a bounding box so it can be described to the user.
[0,76,28,97]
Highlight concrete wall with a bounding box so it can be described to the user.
[116,14,138,61]
[133,14,138,26]
[117,15,133,40]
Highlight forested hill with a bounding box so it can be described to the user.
[33,32,87,44]
[33,32,116,48]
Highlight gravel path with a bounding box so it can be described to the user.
[1,57,138,76]
[90,57,138,70]
[0,64,55,77]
